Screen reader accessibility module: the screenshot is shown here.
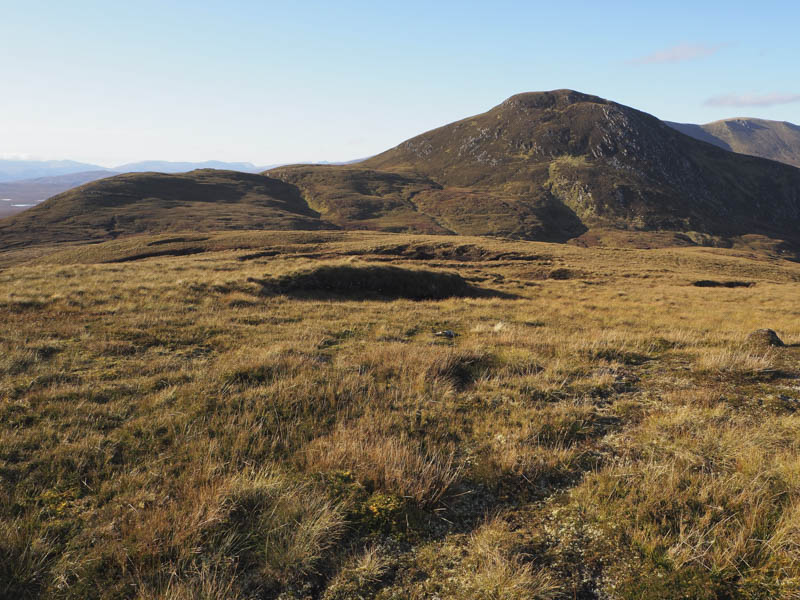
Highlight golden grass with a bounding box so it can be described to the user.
[1,230,799,598]
[559,404,800,597]
[302,419,462,506]
[695,346,777,374]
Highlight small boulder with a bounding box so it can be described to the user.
[434,330,458,339]
[746,329,785,348]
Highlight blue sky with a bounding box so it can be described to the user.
[1,0,798,167]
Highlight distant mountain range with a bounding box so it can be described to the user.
[0,160,109,183]
[2,90,799,252]
[0,159,269,183]
[666,118,800,168]
[0,171,116,218]
[113,160,263,173]
[0,158,365,185]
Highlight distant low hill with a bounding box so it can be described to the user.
[112,160,364,172]
[0,159,109,182]
[666,118,800,168]
[0,159,271,183]
[113,160,264,173]
[0,171,116,218]
[0,161,360,219]
[0,170,335,248]
[3,90,800,250]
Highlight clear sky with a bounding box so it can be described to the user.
[1,0,798,167]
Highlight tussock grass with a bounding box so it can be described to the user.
[1,231,800,598]
[217,469,346,582]
[695,346,776,375]
[303,420,462,507]
[0,519,53,599]
[322,544,392,600]
[424,348,495,389]
[405,518,561,599]
[463,519,560,600]
[547,405,800,597]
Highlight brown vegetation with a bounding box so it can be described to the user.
[1,230,799,598]
[4,91,800,252]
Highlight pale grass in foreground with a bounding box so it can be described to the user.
[1,231,799,598]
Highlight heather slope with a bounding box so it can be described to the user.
[265,165,450,234]
[266,91,800,244]
[0,171,117,218]
[360,90,800,236]
[0,169,335,248]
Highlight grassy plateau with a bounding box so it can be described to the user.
[1,230,800,599]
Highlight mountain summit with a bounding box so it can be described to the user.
[3,90,800,249]
[273,90,800,242]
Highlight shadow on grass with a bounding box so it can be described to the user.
[105,247,207,262]
[692,280,754,288]
[248,264,518,301]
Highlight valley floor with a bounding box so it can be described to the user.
[2,231,800,599]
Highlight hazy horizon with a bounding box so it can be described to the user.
[3,0,799,167]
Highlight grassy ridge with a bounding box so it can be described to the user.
[1,231,800,598]
[0,170,336,249]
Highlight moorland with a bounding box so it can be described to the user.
[2,230,800,599]
[2,88,800,599]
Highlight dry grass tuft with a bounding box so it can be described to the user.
[410,518,561,600]
[464,520,560,600]
[695,346,776,374]
[423,348,495,390]
[322,545,393,600]
[303,420,463,507]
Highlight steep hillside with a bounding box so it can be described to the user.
[268,91,800,244]
[0,169,335,249]
[667,118,800,168]
[358,90,800,235]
